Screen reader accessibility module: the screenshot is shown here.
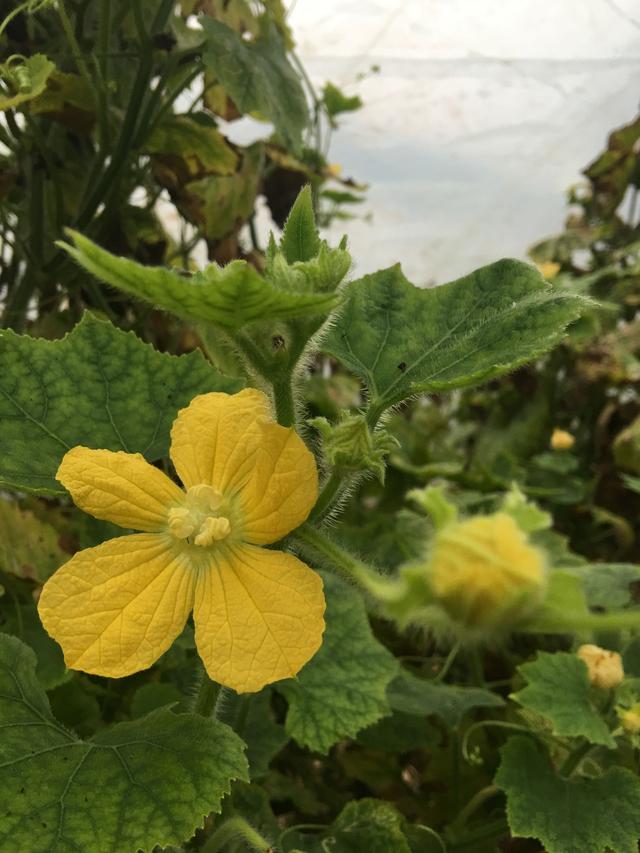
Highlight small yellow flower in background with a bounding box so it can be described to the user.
[326,162,342,177]
[38,389,325,693]
[577,644,624,690]
[427,512,546,633]
[537,261,560,280]
[550,428,575,451]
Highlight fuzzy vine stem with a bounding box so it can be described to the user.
[202,817,271,853]
[292,523,404,602]
[193,672,221,717]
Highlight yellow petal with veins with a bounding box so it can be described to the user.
[240,426,318,544]
[193,544,325,693]
[57,447,183,531]
[38,534,195,677]
[170,389,272,493]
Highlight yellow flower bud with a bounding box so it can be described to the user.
[619,705,640,734]
[577,644,624,689]
[550,428,575,451]
[538,261,560,280]
[427,512,546,634]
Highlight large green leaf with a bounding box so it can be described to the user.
[388,671,503,728]
[512,651,615,747]
[277,575,398,753]
[496,736,640,853]
[0,635,248,853]
[324,262,588,418]
[0,313,239,494]
[201,18,308,150]
[61,232,339,330]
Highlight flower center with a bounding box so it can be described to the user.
[167,484,231,548]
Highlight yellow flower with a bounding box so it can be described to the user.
[537,261,560,280]
[38,389,325,693]
[427,513,546,633]
[577,644,624,690]
[550,428,575,451]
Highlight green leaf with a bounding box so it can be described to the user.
[145,114,239,181]
[324,798,412,853]
[0,54,55,111]
[324,262,588,417]
[182,141,262,241]
[496,736,640,853]
[61,232,339,330]
[0,313,239,494]
[512,651,615,747]
[322,82,363,118]
[0,635,248,853]
[277,575,398,753]
[280,186,320,263]
[130,682,184,718]
[578,563,640,610]
[357,711,440,752]
[201,18,308,150]
[234,691,289,778]
[0,604,67,689]
[0,498,66,581]
[387,672,504,727]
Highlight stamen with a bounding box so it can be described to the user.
[168,507,196,539]
[194,516,231,547]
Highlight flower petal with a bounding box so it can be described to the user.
[38,534,196,677]
[170,388,272,492]
[193,544,325,693]
[239,426,318,544]
[57,447,183,531]
[170,389,318,542]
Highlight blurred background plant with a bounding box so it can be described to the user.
[0,0,364,336]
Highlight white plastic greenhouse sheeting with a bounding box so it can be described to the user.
[288,0,640,284]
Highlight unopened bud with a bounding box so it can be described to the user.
[426,512,546,635]
[577,644,624,690]
[309,414,397,483]
[550,428,575,451]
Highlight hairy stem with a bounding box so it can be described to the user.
[194,672,221,717]
[202,817,271,853]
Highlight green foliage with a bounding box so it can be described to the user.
[496,736,640,853]
[0,635,248,853]
[0,498,66,581]
[324,261,588,418]
[0,314,238,493]
[277,575,398,753]
[280,185,321,263]
[388,672,504,727]
[201,18,308,151]
[62,231,339,331]
[322,82,364,119]
[0,54,54,110]
[513,652,616,747]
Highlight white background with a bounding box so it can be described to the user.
[287,0,640,284]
